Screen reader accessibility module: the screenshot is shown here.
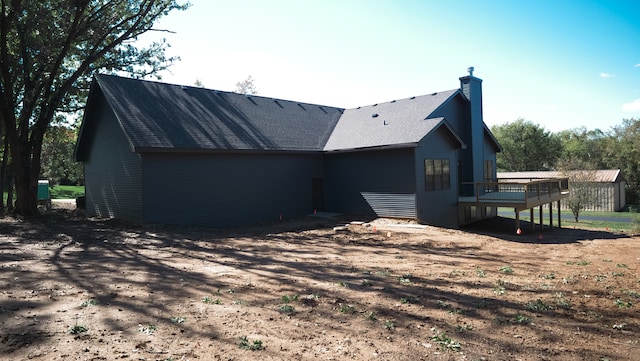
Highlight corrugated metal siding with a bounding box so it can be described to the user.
[415,127,460,228]
[82,97,143,221]
[141,153,323,227]
[324,148,416,218]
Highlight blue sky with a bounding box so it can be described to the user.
[138,0,640,132]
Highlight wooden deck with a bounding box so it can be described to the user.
[459,177,570,230]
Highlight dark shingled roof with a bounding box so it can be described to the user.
[324,90,460,151]
[94,75,344,152]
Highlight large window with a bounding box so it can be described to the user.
[484,160,494,181]
[425,159,450,191]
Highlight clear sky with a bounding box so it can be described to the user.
[137,0,640,132]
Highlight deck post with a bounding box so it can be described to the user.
[530,208,535,231]
[539,205,543,231]
[557,200,562,228]
[515,208,520,232]
[549,202,553,229]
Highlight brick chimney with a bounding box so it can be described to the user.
[459,67,485,190]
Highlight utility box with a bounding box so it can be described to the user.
[37,180,51,209]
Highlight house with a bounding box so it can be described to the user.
[75,69,503,228]
[498,170,626,212]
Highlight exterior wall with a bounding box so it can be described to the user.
[324,148,416,218]
[82,97,143,222]
[415,127,460,228]
[141,152,323,227]
[562,182,626,212]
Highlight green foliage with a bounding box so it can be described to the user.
[50,185,84,199]
[41,125,84,185]
[492,118,562,171]
[430,328,461,352]
[0,0,189,215]
[238,336,263,351]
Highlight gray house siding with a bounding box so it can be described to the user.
[140,152,323,227]
[415,126,460,228]
[82,97,143,222]
[324,148,416,218]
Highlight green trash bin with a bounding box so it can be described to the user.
[37,180,51,209]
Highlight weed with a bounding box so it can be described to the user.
[513,313,532,324]
[455,324,473,332]
[227,288,236,294]
[239,336,264,351]
[617,263,628,268]
[615,299,633,309]
[68,324,88,335]
[437,300,451,309]
[448,270,467,277]
[364,311,377,321]
[400,296,419,304]
[398,274,412,283]
[337,281,348,288]
[542,273,555,280]
[475,268,487,277]
[525,299,553,312]
[595,274,608,282]
[377,268,391,276]
[612,272,625,277]
[567,260,591,266]
[493,283,506,295]
[361,279,372,286]
[338,304,356,314]
[430,328,461,352]
[80,299,98,308]
[626,290,640,299]
[279,305,295,313]
[281,294,299,303]
[475,299,488,309]
[499,265,514,274]
[202,296,223,304]
[138,324,157,335]
[170,316,186,324]
[384,320,395,330]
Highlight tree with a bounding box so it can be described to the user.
[0,0,189,215]
[557,160,599,222]
[41,123,83,186]
[235,75,258,95]
[556,127,608,169]
[491,118,562,171]
[603,118,640,204]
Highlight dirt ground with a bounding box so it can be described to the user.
[1,205,639,361]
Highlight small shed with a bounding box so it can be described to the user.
[498,170,626,212]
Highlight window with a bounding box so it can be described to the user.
[484,160,493,181]
[425,159,450,191]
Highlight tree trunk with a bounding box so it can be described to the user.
[0,133,7,211]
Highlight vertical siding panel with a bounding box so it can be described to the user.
[83,98,143,222]
[324,148,416,218]
[141,153,323,227]
[415,127,460,228]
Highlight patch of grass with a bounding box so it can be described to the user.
[68,324,88,335]
[455,324,473,332]
[202,296,222,304]
[567,260,592,266]
[430,328,461,352]
[625,290,640,299]
[364,311,377,321]
[337,281,348,288]
[493,280,506,295]
[615,299,633,309]
[525,299,553,312]
[361,279,372,287]
[513,313,532,324]
[475,268,487,277]
[239,336,264,351]
[384,320,395,331]
[542,272,556,280]
[281,294,299,303]
[400,296,420,304]
[170,316,186,324]
[50,185,84,199]
[437,300,451,309]
[80,299,98,308]
[397,274,412,283]
[279,305,295,314]
[499,265,514,274]
[338,303,356,314]
[376,268,391,276]
[138,324,157,335]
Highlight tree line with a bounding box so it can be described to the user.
[492,118,640,204]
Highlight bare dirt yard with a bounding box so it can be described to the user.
[1,206,639,361]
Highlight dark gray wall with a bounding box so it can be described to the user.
[415,126,461,228]
[324,148,416,218]
[141,152,323,227]
[82,97,143,221]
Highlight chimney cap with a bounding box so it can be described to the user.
[467,67,474,76]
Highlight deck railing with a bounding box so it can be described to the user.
[464,177,569,202]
